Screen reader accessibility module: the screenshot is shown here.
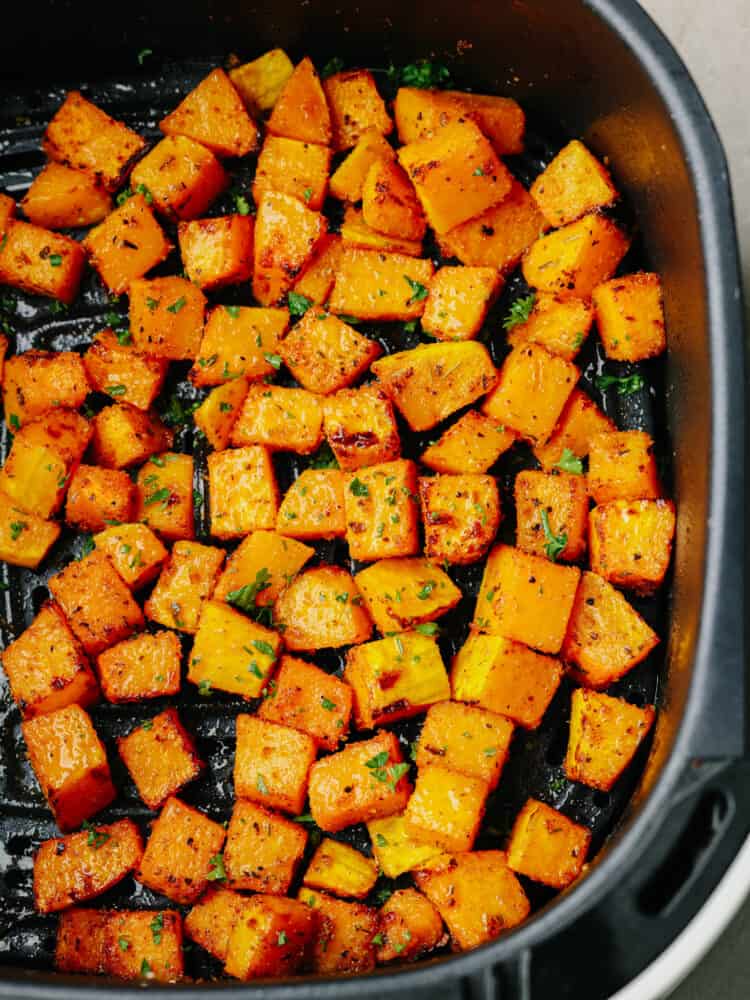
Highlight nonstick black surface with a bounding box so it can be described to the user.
[0,55,669,978]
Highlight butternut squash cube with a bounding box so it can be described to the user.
[0,192,16,235]
[84,329,168,410]
[253,190,327,306]
[0,430,72,519]
[224,799,307,894]
[592,272,666,361]
[207,446,278,538]
[534,388,615,472]
[144,540,224,633]
[118,708,203,810]
[303,838,378,900]
[421,410,517,474]
[373,341,497,432]
[229,48,295,113]
[91,403,173,469]
[274,566,373,651]
[404,764,488,853]
[531,140,618,227]
[354,556,461,634]
[482,343,578,445]
[55,909,110,974]
[83,193,171,295]
[299,889,377,975]
[344,458,419,561]
[2,350,89,429]
[0,490,61,568]
[308,729,411,832]
[64,464,135,532]
[414,850,530,950]
[589,498,676,594]
[367,813,443,878]
[231,385,324,455]
[340,205,423,257]
[1,601,98,719]
[225,893,316,980]
[422,266,502,342]
[323,385,401,472]
[324,69,392,151]
[22,162,112,229]
[160,67,259,157]
[48,550,144,656]
[473,544,580,654]
[277,468,346,539]
[329,127,395,202]
[213,530,313,607]
[185,887,249,963]
[7,407,91,464]
[267,57,332,146]
[394,87,525,155]
[253,135,331,210]
[134,452,195,541]
[129,275,206,361]
[523,214,630,299]
[587,430,662,504]
[178,214,253,290]
[507,798,591,889]
[328,247,434,320]
[259,654,353,750]
[278,310,381,395]
[416,701,514,791]
[452,633,562,730]
[96,629,181,703]
[376,887,445,963]
[565,688,655,791]
[514,468,588,562]
[188,599,281,699]
[362,158,425,240]
[345,631,449,729]
[419,473,501,565]
[562,570,659,688]
[105,909,184,982]
[507,291,594,362]
[93,522,167,591]
[235,714,316,816]
[190,305,289,386]
[22,704,115,831]
[130,135,228,220]
[193,377,248,449]
[0,221,85,303]
[33,818,143,913]
[292,233,342,303]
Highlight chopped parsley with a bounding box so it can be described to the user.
[595,372,646,395]
[416,581,436,600]
[233,192,251,216]
[387,60,452,89]
[105,384,127,397]
[555,448,584,475]
[82,820,111,850]
[198,678,213,697]
[287,291,313,318]
[256,773,269,796]
[277,930,288,946]
[365,752,409,791]
[224,305,241,319]
[309,441,339,469]
[137,48,153,65]
[414,622,439,637]
[48,253,62,267]
[321,56,345,79]
[320,696,336,712]
[349,477,369,498]
[166,296,187,314]
[207,853,226,881]
[263,352,283,369]
[150,912,164,944]
[9,521,27,541]
[303,187,313,203]
[503,292,536,330]
[540,508,567,562]
[404,275,428,306]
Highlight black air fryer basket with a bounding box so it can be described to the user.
[0,1,745,998]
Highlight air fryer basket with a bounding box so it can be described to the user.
[0,1,745,998]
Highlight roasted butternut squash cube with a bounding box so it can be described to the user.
[373,341,497,432]
[274,566,373,652]
[277,468,346,539]
[253,135,331,210]
[229,48,295,113]
[482,343,578,446]
[177,214,253,291]
[439,179,549,274]
[8,407,90,464]
[362,158,425,240]
[235,714,316,816]
[323,385,401,471]
[0,490,61,568]
[160,67,259,157]
[225,893,316,980]
[394,87,525,155]
[55,909,110,974]
[292,233,342,303]
[193,377,248,449]
[267,57,332,146]
[328,247,434,321]
[137,796,226,904]
[473,544,580,654]
[421,410,517,474]
[188,599,281,698]
[92,403,173,469]
[589,498,676,594]
[49,550,144,656]
[323,69,392,151]
[592,272,666,361]
[84,329,168,410]
[376,887,445,963]
[43,90,145,190]
[344,458,419,561]
[507,291,594,361]
[422,266,501,342]
[230,384,323,454]
[0,430,72,519]
[253,190,327,306]
[65,464,135,532]
[134,452,195,541]
[562,570,659,688]
[330,127,395,202]
[588,430,662,504]
[507,798,591,889]
[130,135,228,220]
[416,701,514,791]
[367,813,443,878]
[340,205,423,257]
[185,887,249,963]
[22,162,112,229]
[1,602,97,720]
[118,708,203,810]
[97,629,181,703]
[145,540,225,634]
[83,193,171,295]
[398,120,512,234]
[191,304,289,386]
[452,634,562,730]
[278,310,381,396]
[565,688,655,791]
[523,214,630,299]
[303,838,378,900]
[213,530,313,606]
[93,522,167,591]
[415,851,529,950]
[207,446,278,538]
[224,799,307,894]
[22,704,115,831]
[299,889,377,975]
[33,818,142,913]
[105,909,184,982]
[534,388,615,472]
[129,275,206,361]
[530,140,618,227]
[514,468,588,562]
[0,220,85,303]
[2,350,89,429]
[354,556,461,634]
[259,654,352,750]
[419,473,501,565]
[308,730,411,832]
[405,765,488,853]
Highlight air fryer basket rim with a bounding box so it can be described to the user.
[0,0,744,994]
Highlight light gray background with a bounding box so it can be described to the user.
[638,2,750,998]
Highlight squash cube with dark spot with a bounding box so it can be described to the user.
[178,214,254,290]
[419,473,501,565]
[55,909,110,974]
[97,629,181,704]
[208,446,278,539]
[258,654,353,751]
[129,275,206,361]
[84,330,169,411]
[299,889,377,975]
[92,522,167,592]
[323,385,401,472]
[234,714,316,816]
[224,799,307,894]
[145,540,225,634]
[344,458,419,561]
[354,556,462,634]
[593,271,666,361]
[278,310,381,395]
[230,384,324,454]
[416,701,514,791]
[2,350,90,429]
[323,69,392,151]
[267,57,332,146]
[130,135,228,220]
[587,430,662,504]
[362,158,426,241]
[330,128,395,202]
[64,464,135,533]
[589,498,676,594]
[376,887,445,963]
[134,452,194,541]
[160,67,259,158]
[507,798,591,889]
[83,193,171,295]
[273,566,373,652]
[421,410,517,475]
[514,468,588,562]
[523,214,630,299]
[252,190,327,306]
[118,708,204,810]
[292,233,342,302]
[185,887,249,963]
[530,140,618,227]
[104,909,184,982]
[91,404,173,470]
[225,893,316,980]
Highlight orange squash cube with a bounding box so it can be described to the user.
[193,377,248,449]
[421,409,517,474]
[514,468,588,562]
[185,887,249,963]
[91,403,173,469]
[329,127,395,202]
[207,446,278,539]
[419,473,501,565]
[531,140,618,227]
[1,601,98,720]
[589,498,676,594]
[22,162,112,229]
[178,214,253,290]
[118,708,203,810]
[259,655,352,750]
[235,714,316,816]
[323,69,392,151]
[83,329,168,410]
[129,275,206,361]
[344,458,419,561]
[0,429,73,520]
[292,233,342,303]
[274,565,373,651]
[416,701,514,791]
[405,765,489,853]
[376,888,445,963]
[2,350,89,428]
[130,135,228,220]
[7,407,91,464]
[267,57,332,146]
[299,889,377,975]
[303,838,378,900]
[0,221,85,303]
[230,383,323,454]
[0,490,61,569]
[83,193,171,295]
[55,909,110,975]
[229,48,295,113]
[64,464,135,532]
[104,909,184,982]
[592,272,667,361]
[253,135,331,210]
[213,530,313,607]
[323,385,401,472]
[144,539,224,634]
[225,893,316,980]
[224,799,307,894]
[507,291,594,361]
[394,87,525,155]
[22,704,115,831]
[33,818,143,913]
[588,430,662,504]
[97,629,181,703]
[308,730,411,833]
[160,67,259,157]
[277,468,346,539]
[134,451,194,541]
[565,688,655,791]
[362,158,425,241]
[190,305,289,386]
[340,205,423,257]
[328,247,434,321]
[354,556,461,634]
[523,214,630,299]
[278,310,381,395]
[507,798,591,889]
[367,813,443,878]
[422,266,502,342]
[253,190,327,306]
[93,522,167,591]
[534,388,615,472]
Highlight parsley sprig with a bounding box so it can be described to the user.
[540,508,567,562]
